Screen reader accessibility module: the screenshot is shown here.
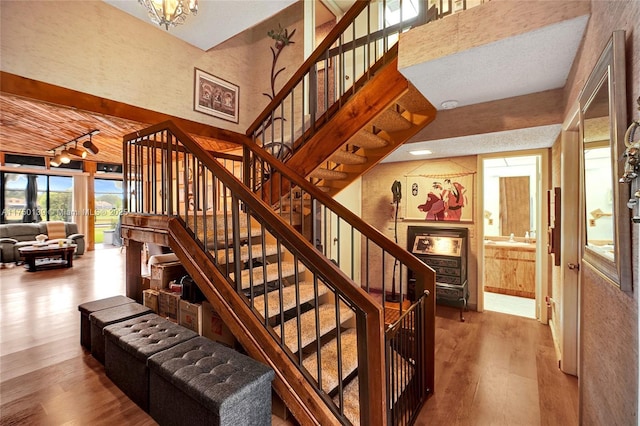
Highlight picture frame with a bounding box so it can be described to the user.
[194,68,239,123]
[405,173,474,222]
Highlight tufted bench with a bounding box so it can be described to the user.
[78,295,134,350]
[89,303,152,364]
[103,313,198,411]
[148,336,275,426]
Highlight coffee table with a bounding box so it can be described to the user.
[19,244,77,272]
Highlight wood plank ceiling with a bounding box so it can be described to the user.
[0,75,243,166]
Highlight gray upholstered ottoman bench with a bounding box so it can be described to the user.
[78,295,134,350]
[103,313,198,411]
[89,303,152,364]
[148,336,275,426]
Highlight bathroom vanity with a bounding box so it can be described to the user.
[484,240,536,299]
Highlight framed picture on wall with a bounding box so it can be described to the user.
[405,173,474,222]
[194,68,239,123]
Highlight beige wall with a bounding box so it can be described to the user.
[0,1,304,134]
[361,156,479,305]
[562,1,640,424]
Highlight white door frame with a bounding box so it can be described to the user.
[477,149,549,323]
[556,107,581,376]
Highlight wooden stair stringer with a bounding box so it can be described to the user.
[167,218,337,426]
[287,69,437,196]
[319,83,437,195]
[284,57,410,187]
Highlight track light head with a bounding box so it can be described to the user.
[50,153,62,167]
[60,148,71,164]
[83,137,99,155]
[68,145,87,158]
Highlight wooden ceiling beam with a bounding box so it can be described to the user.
[0,71,246,146]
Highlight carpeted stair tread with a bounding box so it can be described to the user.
[230,261,305,290]
[195,225,263,247]
[186,212,249,229]
[373,109,412,132]
[212,243,279,264]
[253,282,328,319]
[396,84,431,112]
[309,168,348,181]
[302,328,358,394]
[348,130,388,149]
[275,303,354,353]
[330,150,367,165]
[334,376,360,426]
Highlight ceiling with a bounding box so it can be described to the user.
[103,0,299,51]
[392,14,590,162]
[0,1,589,166]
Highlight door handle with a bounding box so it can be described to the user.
[567,262,580,271]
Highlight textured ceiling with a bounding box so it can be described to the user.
[382,124,562,163]
[399,15,589,111]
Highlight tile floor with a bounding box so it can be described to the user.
[484,291,536,319]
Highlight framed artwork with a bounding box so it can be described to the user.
[405,173,474,222]
[194,68,239,123]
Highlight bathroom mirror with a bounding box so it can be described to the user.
[579,30,631,291]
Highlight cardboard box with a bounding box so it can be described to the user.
[202,301,236,347]
[179,300,202,334]
[158,289,181,322]
[141,275,151,292]
[150,261,186,290]
[143,289,160,313]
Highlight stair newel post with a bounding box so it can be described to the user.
[413,269,434,396]
[356,305,386,426]
[123,138,129,214]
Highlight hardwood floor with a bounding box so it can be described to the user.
[417,307,579,426]
[0,248,578,425]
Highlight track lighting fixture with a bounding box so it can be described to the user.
[83,134,99,155]
[48,129,99,167]
[68,142,87,159]
[60,149,71,164]
[50,152,62,167]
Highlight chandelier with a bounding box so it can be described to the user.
[139,0,198,31]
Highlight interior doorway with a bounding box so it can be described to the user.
[481,153,545,320]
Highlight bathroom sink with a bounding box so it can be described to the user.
[484,240,534,247]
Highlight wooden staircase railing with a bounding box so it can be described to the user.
[246,0,433,169]
[123,121,435,425]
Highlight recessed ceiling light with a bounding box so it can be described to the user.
[409,149,432,156]
[441,100,459,110]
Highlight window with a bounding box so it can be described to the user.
[94,178,123,244]
[1,173,72,223]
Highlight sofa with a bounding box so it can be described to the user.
[0,222,85,263]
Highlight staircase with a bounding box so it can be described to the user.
[120,2,437,425]
[286,60,436,197]
[121,121,435,425]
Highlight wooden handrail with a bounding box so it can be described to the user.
[241,137,433,276]
[123,120,253,147]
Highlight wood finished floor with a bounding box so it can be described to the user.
[0,248,578,425]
